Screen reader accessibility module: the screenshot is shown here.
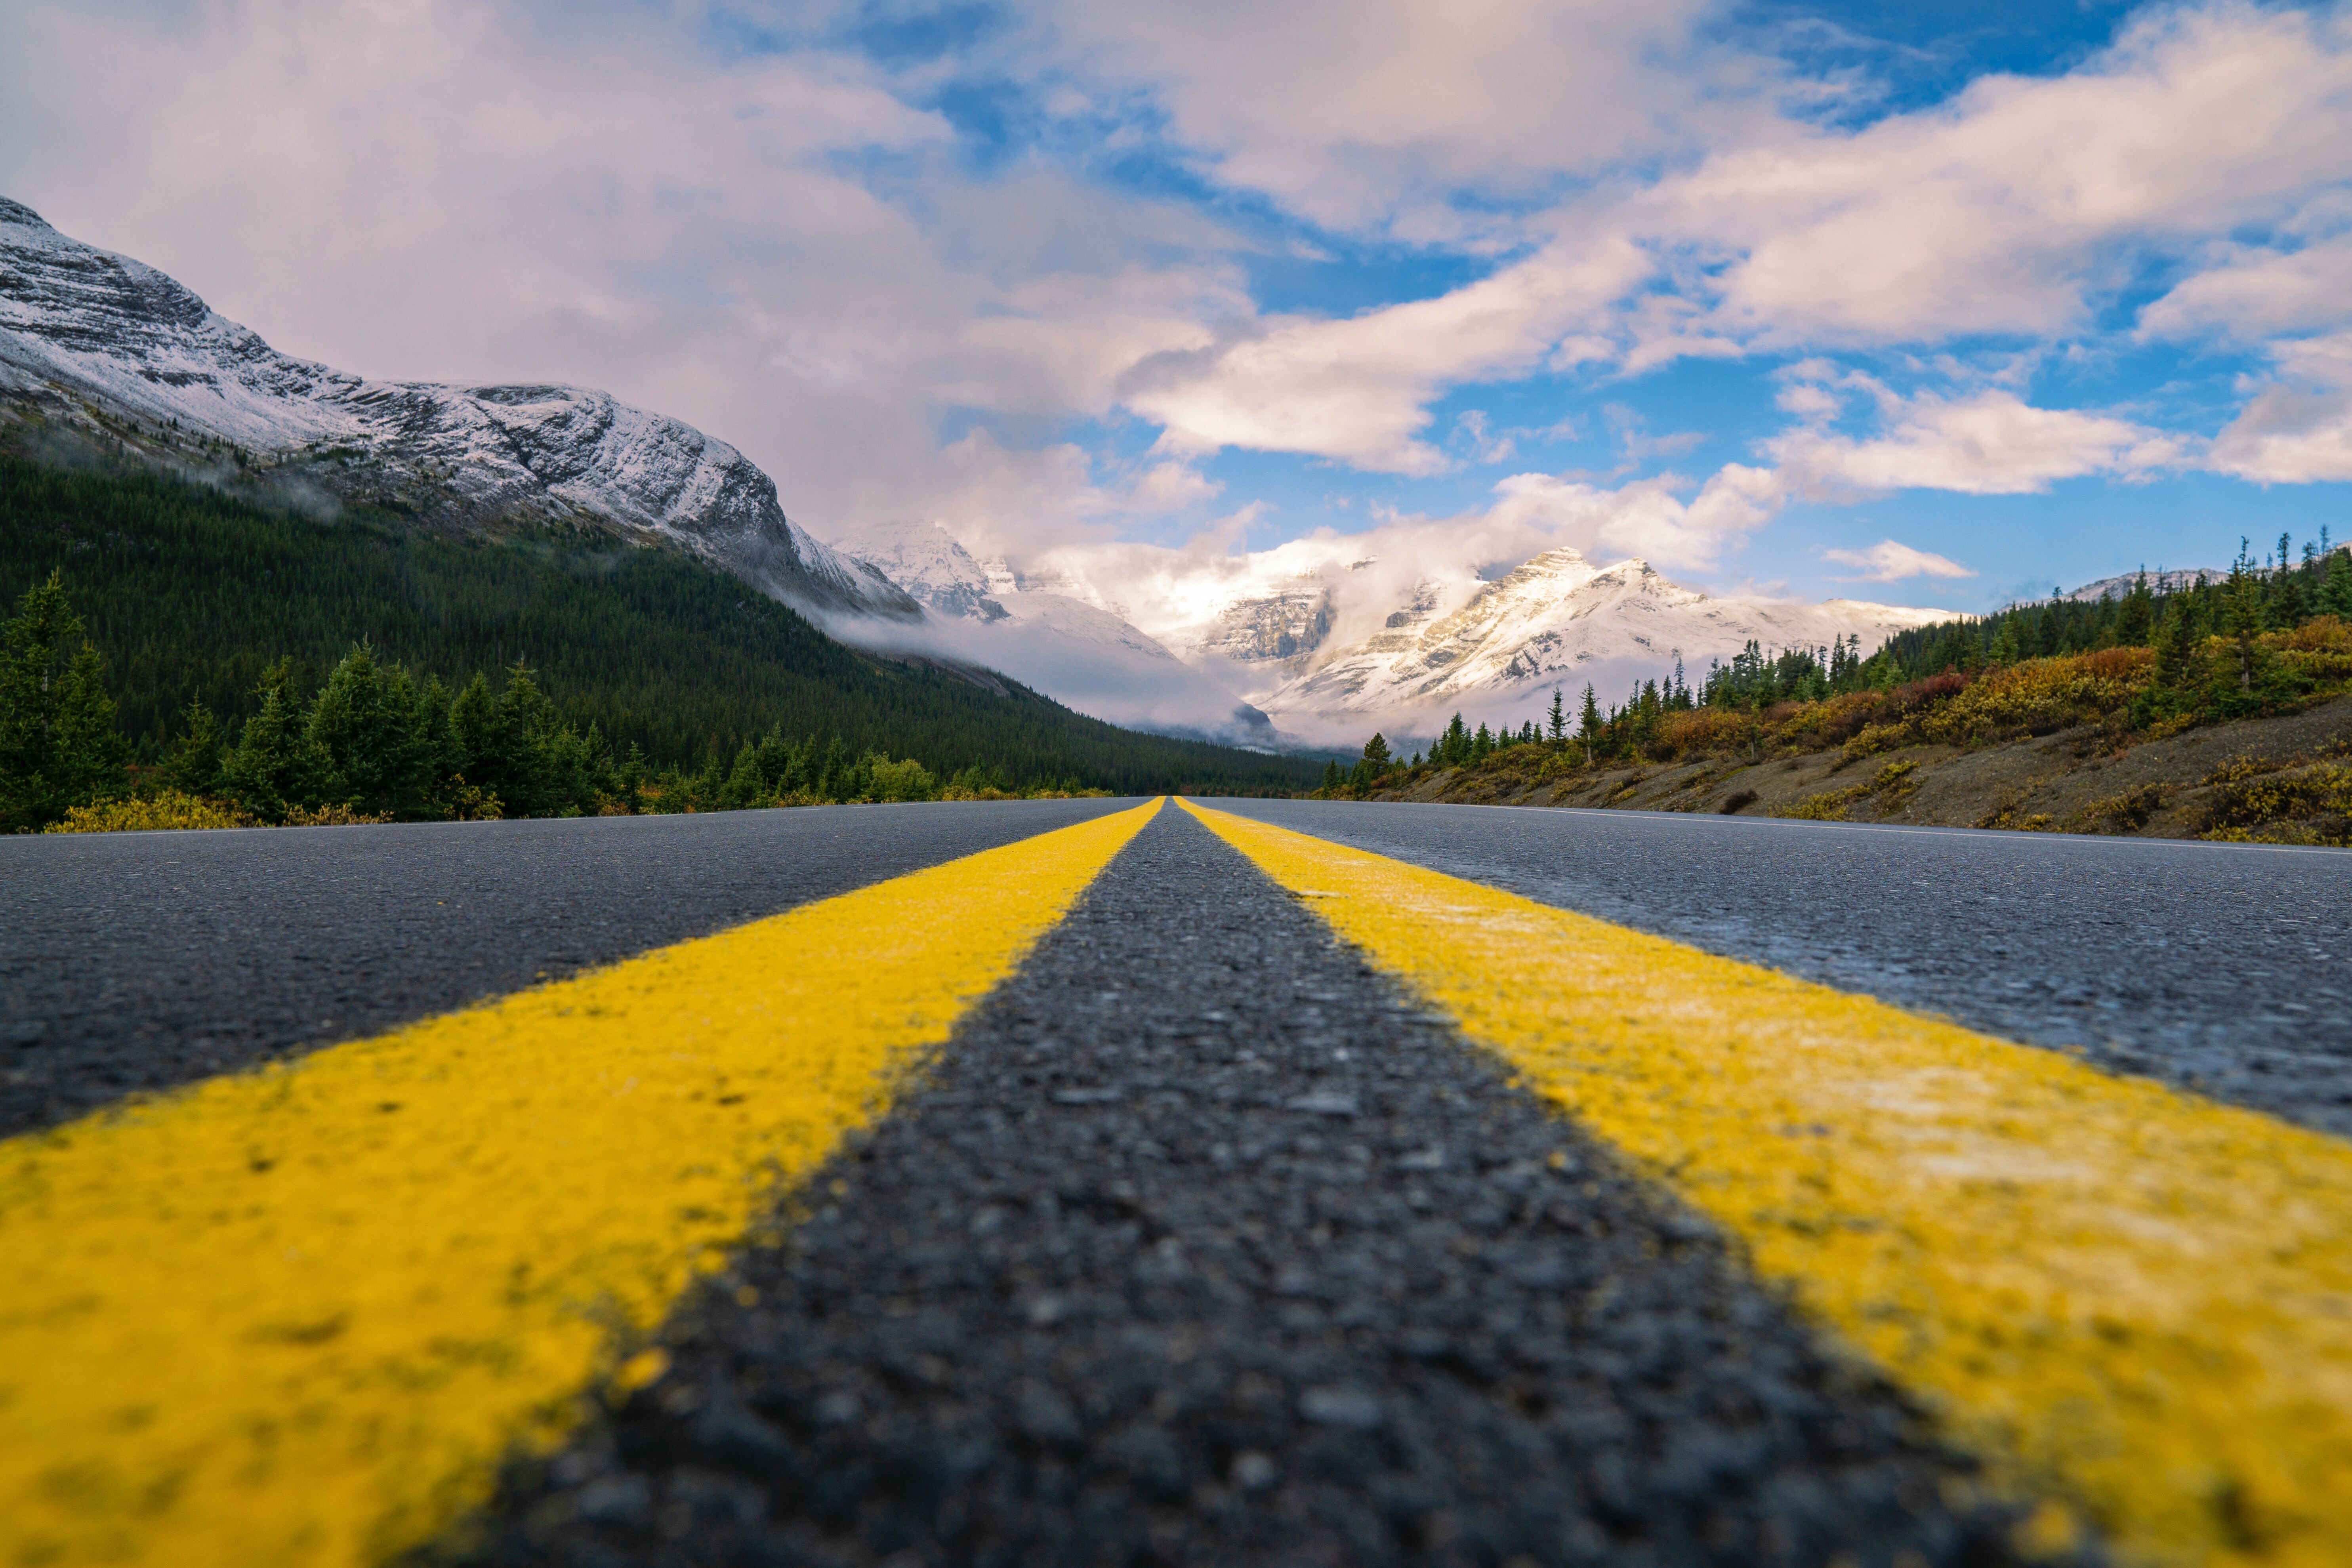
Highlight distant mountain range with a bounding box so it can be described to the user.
[0,197,916,624]
[832,520,1278,747]
[0,195,1970,752]
[829,522,1951,745]
[1168,549,1945,738]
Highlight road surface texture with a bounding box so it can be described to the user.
[9,796,2347,1567]
[0,798,1129,1137]
[1211,799,2352,1139]
[448,805,2032,1568]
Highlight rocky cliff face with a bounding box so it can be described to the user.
[0,197,917,622]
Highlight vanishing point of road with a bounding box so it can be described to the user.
[4,799,2348,1568]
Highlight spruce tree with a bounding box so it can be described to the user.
[0,571,131,831]
[719,741,769,810]
[158,698,225,797]
[1547,686,1566,744]
[2112,575,2155,646]
[219,660,315,821]
[1988,618,2022,666]
[2323,549,2352,618]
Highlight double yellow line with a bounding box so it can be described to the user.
[1183,800,2352,1568]
[4,797,2348,1568]
[0,802,1159,1568]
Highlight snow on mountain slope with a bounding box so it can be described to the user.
[1242,547,1944,735]
[831,520,1277,746]
[1246,546,1946,737]
[0,196,916,622]
[832,518,1009,623]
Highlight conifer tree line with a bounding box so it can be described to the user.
[1311,532,2352,798]
[0,454,1322,829]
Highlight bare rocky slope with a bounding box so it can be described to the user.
[0,196,917,624]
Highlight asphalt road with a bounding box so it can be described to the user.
[9,797,2346,1565]
[455,806,2032,1568]
[1213,800,2352,1139]
[0,799,1131,1137]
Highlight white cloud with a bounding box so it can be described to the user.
[2,0,2344,612]
[1764,387,2183,496]
[1036,0,1727,238]
[1118,233,1652,473]
[2209,332,2352,483]
[1822,540,1976,582]
[0,0,1241,544]
[2141,229,2352,340]
[1097,4,2352,472]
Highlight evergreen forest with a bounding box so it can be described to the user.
[0,454,1321,831]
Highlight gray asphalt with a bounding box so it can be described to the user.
[448,806,2041,1568]
[0,799,1132,1138]
[1210,801,2352,1139]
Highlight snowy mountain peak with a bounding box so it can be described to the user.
[1227,547,1945,737]
[835,520,1007,622]
[0,196,916,622]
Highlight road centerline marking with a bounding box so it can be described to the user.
[1182,798,2352,1568]
[0,798,1161,1568]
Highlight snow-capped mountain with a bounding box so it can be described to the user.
[832,520,1277,746]
[0,197,916,622]
[1234,547,1945,735]
[2054,568,2226,603]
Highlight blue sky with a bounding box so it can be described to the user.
[4,0,2348,614]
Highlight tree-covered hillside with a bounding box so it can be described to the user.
[0,454,1320,807]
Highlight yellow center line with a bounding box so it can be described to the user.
[0,799,1162,1568]
[1181,799,2352,1568]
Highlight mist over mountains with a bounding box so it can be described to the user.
[833,520,1948,747]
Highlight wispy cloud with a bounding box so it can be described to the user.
[1822,540,1977,582]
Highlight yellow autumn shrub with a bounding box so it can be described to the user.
[42,791,255,834]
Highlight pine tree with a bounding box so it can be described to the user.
[157,698,225,797]
[0,571,131,831]
[219,660,315,821]
[1362,731,1391,769]
[1547,686,1566,744]
[2112,574,2155,646]
[2323,548,2352,617]
[305,643,429,814]
[2153,596,2200,691]
[1576,684,1601,764]
[1320,758,1343,796]
[1988,618,2022,666]
[719,740,769,810]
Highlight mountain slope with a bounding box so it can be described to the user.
[0,196,916,622]
[0,455,1327,793]
[1196,547,1946,734]
[833,520,1278,747]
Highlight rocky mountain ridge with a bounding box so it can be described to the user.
[0,197,916,622]
[1248,547,1946,731]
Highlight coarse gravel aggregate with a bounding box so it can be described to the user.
[0,799,1131,1138]
[1211,800,2352,1139]
[444,805,2050,1568]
